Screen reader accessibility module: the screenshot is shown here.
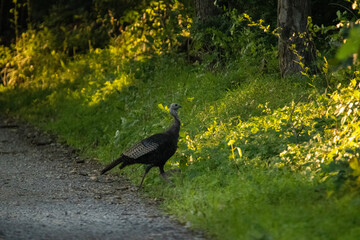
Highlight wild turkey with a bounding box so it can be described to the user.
[101,103,182,189]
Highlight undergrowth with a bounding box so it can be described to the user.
[1,49,360,239]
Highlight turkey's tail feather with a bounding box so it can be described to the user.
[101,157,124,175]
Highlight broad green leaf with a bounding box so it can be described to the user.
[145,34,154,44]
[336,27,360,60]
[349,158,360,176]
[227,139,235,146]
[236,147,243,158]
[179,131,185,138]
[158,103,164,110]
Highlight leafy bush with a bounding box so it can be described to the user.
[110,0,192,58]
[189,9,277,67]
[281,78,360,189]
[0,29,65,86]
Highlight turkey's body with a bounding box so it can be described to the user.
[100,103,181,188]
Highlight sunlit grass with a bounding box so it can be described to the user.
[87,74,134,106]
[153,164,360,240]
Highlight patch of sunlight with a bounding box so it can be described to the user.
[0,85,6,92]
[88,74,133,106]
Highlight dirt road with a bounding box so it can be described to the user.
[0,117,202,240]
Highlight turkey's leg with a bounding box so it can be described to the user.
[138,164,154,189]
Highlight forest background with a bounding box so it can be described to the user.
[1,0,360,239]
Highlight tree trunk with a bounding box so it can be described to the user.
[194,0,218,23]
[0,0,4,35]
[277,0,313,77]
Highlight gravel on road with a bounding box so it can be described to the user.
[0,116,203,240]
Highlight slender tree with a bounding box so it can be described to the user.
[0,0,4,34]
[12,0,19,40]
[194,0,218,23]
[277,0,314,77]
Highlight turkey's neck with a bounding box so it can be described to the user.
[168,111,180,138]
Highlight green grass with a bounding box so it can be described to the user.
[1,49,360,240]
[159,166,360,240]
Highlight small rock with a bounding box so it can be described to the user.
[56,174,66,179]
[116,186,129,191]
[90,175,98,181]
[76,159,85,164]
